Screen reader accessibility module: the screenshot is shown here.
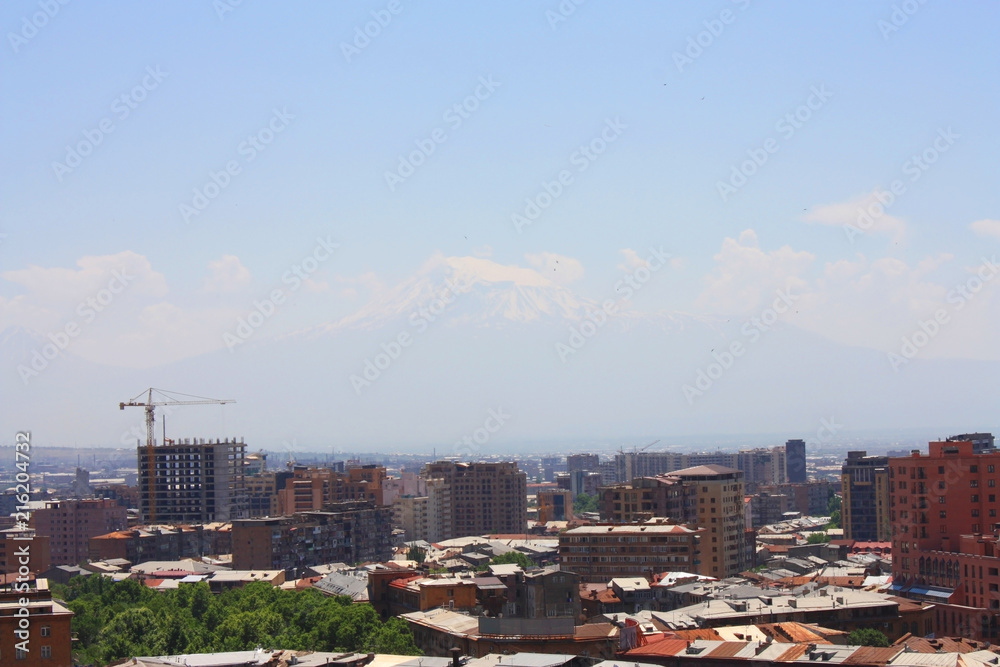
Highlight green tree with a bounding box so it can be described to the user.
[364,617,421,655]
[407,545,426,563]
[847,628,889,647]
[574,493,599,514]
[806,532,829,544]
[98,607,165,662]
[58,575,422,665]
[489,551,534,569]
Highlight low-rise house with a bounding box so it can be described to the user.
[402,608,618,658]
[611,577,653,612]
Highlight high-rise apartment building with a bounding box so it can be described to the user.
[541,456,562,482]
[274,464,389,515]
[393,495,432,543]
[137,437,248,524]
[786,439,807,483]
[890,439,1000,640]
[245,472,279,517]
[567,453,600,473]
[671,465,746,577]
[538,489,573,523]
[420,461,527,538]
[30,499,127,566]
[841,450,890,542]
[612,448,785,492]
[737,447,787,492]
[559,521,704,582]
[599,465,746,577]
[758,480,834,517]
[232,501,393,574]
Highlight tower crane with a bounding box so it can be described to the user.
[617,440,661,483]
[119,388,235,448]
[120,388,235,524]
[618,439,661,457]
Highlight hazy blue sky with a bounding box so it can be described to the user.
[2,2,999,449]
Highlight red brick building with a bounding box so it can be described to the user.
[275,465,388,515]
[30,499,128,567]
[0,528,50,576]
[0,580,73,666]
[890,440,1000,640]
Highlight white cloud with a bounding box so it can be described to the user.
[525,252,584,285]
[804,190,907,243]
[2,251,168,304]
[203,255,251,293]
[617,248,685,274]
[970,219,1000,240]
[691,232,1000,361]
[616,249,646,272]
[0,251,169,334]
[696,229,813,313]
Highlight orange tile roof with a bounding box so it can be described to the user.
[92,531,134,540]
[775,643,811,662]
[842,646,903,665]
[296,576,322,589]
[388,575,423,589]
[574,622,617,639]
[815,575,867,587]
[893,635,996,654]
[758,622,831,644]
[672,628,724,641]
[708,641,753,658]
[624,638,689,657]
[596,589,621,604]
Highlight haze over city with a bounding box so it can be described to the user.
[2,3,999,450]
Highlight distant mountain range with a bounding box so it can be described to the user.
[2,253,997,451]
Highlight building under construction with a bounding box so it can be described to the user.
[137,437,248,524]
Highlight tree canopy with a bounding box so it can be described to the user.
[806,532,829,544]
[574,493,599,514]
[489,551,534,569]
[847,628,890,647]
[52,576,420,666]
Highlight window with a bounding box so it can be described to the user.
[16,648,28,660]
[972,465,979,473]
[939,466,945,474]
[972,480,979,488]
[972,495,980,502]
[990,465,996,473]
[41,646,52,659]
[940,511,947,519]
[973,509,980,517]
